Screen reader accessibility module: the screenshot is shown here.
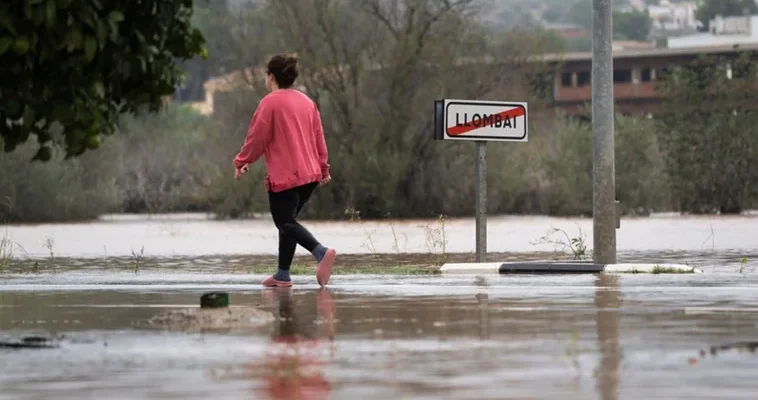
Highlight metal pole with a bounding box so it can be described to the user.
[475,141,487,262]
[592,0,617,264]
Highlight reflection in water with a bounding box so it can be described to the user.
[245,288,335,400]
[7,271,758,398]
[475,276,490,340]
[476,292,489,340]
[595,275,623,400]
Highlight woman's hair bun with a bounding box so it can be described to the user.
[267,53,299,88]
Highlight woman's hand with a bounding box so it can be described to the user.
[235,164,249,180]
[319,175,331,187]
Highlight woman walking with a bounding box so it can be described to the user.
[233,53,336,287]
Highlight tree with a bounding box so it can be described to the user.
[173,1,246,103]
[201,0,557,219]
[696,0,758,30]
[613,9,653,41]
[657,54,758,214]
[0,0,206,160]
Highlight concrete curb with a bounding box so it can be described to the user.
[440,262,703,275]
[604,264,702,274]
[439,263,502,274]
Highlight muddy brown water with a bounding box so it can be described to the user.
[2,214,758,399]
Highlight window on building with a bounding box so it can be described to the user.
[530,73,553,99]
[641,68,652,82]
[614,69,633,83]
[577,71,591,86]
[561,72,573,87]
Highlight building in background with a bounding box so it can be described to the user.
[612,40,655,51]
[649,1,700,34]
[542,22,588,39]
[668,14,758,48]
[626,0,648,12]
[546,42,758,117]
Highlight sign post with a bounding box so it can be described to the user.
[434,99,528,262]
[475,141,487,262]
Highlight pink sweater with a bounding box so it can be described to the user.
[233,89,330,193]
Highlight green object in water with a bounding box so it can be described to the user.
[200,292,229,308]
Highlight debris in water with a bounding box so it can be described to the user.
[709,342,758,356]
[690,342,758,364]
[145,292,274,332]
[0,335,60,349]
[200,292,229,308]
[147,307,274,332]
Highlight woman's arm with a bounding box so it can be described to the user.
[234,103,273,170]
[313,106,330,180]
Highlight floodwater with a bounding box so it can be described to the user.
[3,272,758,399]
[3,212,757,258]
[2,214,758,399]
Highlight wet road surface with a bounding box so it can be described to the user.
[2,270,758,399]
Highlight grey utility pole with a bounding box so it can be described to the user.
[592,0,617,264]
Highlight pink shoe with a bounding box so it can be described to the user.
[262,275,293,288]
[316,249,336,287]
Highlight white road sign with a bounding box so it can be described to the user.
[434,99,528,142]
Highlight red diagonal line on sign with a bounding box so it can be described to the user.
[447,107,526,136]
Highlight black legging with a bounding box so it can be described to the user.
[268,181,321,270]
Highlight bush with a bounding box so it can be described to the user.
[543,116,594,216]
[203,88,269,219]
[206,162,269,219]
[0,105,705,222]
[0,142,119,223]
[539,112,670,217]
[657,54,758,214]
[0,104,219,222]
[615,114,671,215]
[114,105,215,213]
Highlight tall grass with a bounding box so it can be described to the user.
[0,235,12,272]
